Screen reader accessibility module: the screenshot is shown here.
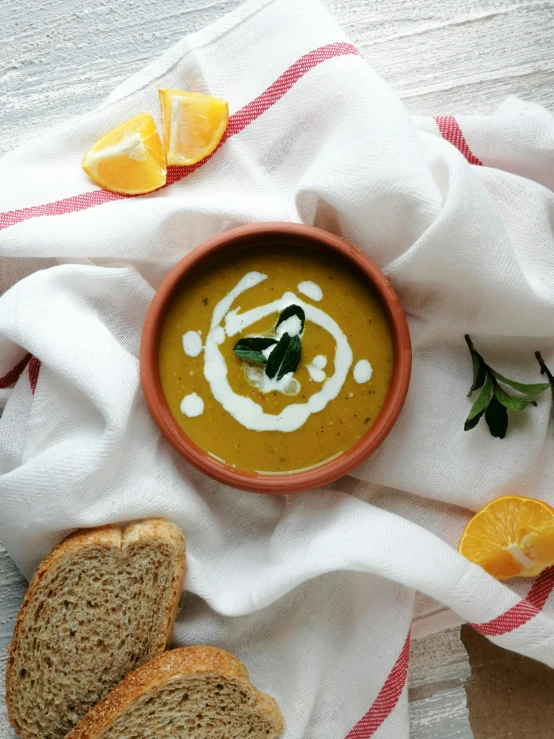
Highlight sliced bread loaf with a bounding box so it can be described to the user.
[65,646,284,739]
[6,519,186,739]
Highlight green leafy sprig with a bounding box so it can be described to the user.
[233,337,277,365]
[233,305,304,382]
[465,335,550,438]
[535,351,554,404]
[266,333,301,380]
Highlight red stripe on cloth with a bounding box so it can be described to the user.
[471,566,554,637]
[0,42,359,232]
[434,116,483,166]
[28,356,41,394]
[0,190,124,231]
[224,42,358,137]
[344,633,410,738]
[0,353,32,389]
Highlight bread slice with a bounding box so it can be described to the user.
[65,646,284,739]
[6,519,186,739]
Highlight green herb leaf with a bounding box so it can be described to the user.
[464,373,492,430]
[485,394,508,438]
[491,370,550,395]
[265,333,302,380]
[276,305,305,335]
[233,337,277,365]
[493,384,537,412]
[536,352,554,404]
[465,335,550,437]
[468,352,487,397]
[464,407,486,431]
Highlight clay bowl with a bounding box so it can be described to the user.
[140,222,411,493]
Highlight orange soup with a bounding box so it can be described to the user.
[159,246,393,472]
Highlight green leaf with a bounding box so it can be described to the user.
[468,352,487,397]
[276,305,305,335]
[464,406,486,431]
[265,333,302,380]
[491,370,550,395]
[485,394,508,438]
[493,384,537,412]
[536,351,554,404]
[465,372,493,428]
[233,337,277,365]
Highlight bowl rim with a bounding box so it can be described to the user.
[140,222,411,493]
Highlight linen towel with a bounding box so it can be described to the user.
[1,0,554,736]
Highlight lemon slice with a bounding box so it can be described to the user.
[459,495,554,580]
[159,89,229,166]
[82,113,166,195]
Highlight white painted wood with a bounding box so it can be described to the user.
[2,0,553,735]
[409,629,473,738]
[409,628,472,695]
[342,0,554,116]
[0,548,26,739]
[409,687,474,739]
[1,0,553,156]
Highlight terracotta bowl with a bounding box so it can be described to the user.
[140,223,411,493]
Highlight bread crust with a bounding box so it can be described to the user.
[5,519,186,739]
[65,646,284,739]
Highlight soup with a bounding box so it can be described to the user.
[159,246,393,473]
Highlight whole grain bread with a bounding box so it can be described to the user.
[6,519,186,739]
[65,646,284,739]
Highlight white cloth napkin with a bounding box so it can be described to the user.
[2,0,554,736]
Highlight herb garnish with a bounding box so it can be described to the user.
[535,352,554,404]
[276,305,305,335]
[465,335,550,438]
[266,334,301,380]
[233,337,277,365]
[234,305,304,381]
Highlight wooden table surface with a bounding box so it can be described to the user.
[1,0,553,736]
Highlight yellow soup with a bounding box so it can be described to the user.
[159,246,393,472]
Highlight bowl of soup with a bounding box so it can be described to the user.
[140,223,411,493]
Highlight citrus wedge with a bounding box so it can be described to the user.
[459,495,554,580]
[82,113,166,195]
[159,89,229,166]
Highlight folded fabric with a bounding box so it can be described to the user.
[1,0,554,736]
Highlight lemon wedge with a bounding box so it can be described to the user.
[159,89,229,166]
[82,113,166,195]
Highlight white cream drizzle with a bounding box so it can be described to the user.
[306,355,327,383]
[307,365,326,383]
[212,326,225,345]
[275,314,302,338]
[203,272,353,432]
[85,131,147,165]
[354,359,373,384]
[182,330,203,357]
[180,392,204,417]
[243,364,300,396]
[298,280,323,301]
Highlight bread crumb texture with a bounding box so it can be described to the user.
[67,646,284,739]
[6,519,186,739]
